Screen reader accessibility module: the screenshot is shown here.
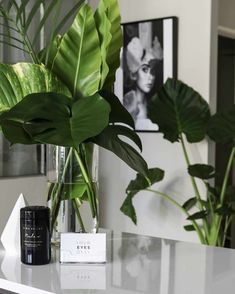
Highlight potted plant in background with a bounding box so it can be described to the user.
[0,0,148,241]
[122,78,235,247]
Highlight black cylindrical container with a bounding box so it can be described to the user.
[20,206,51,265]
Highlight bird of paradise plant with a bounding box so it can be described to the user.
[122,78,235,247]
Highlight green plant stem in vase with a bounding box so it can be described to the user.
[47,144,99,243]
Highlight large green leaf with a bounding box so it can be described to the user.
[0,62,70,115]
[188,164,215,180]
[95,0,122,90]
[46,3,101,97]
[207,106,235,143]
[100,91,135,128]
[148,78,211,143]
[0,92,111,146]
[121,168,164,224]
[92,125,148,176]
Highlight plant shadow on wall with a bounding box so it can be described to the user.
[121,78,235,247]
[0,0,149,234]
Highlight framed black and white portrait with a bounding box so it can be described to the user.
[114,17,178,132]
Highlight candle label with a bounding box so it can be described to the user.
[22,225,44,248]
[60,233,106,263]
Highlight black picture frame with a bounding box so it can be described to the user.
[114,16,178,132]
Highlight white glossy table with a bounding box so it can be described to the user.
[0,231,235,294]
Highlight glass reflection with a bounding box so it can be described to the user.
[112,232,162,293]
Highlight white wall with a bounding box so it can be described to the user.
[0,176,47,234]
[90,0,218,242]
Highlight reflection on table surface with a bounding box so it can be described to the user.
[1,231,235,294]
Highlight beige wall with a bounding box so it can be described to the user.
[218,0,235,38]
[90,0,218,242]
[219,0,235,30]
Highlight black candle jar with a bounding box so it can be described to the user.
[20,206,51,265]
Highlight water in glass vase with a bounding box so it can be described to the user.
[47,145,99,245]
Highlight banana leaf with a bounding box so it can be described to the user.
[94,0,122,90]
[44,3,101,98]
[0,62,70,115]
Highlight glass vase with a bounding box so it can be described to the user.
[47,144,99,244]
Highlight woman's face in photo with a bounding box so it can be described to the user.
[136,64,156,94]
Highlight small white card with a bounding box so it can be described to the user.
[60,233,106,263]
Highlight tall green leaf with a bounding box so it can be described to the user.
[46,3,101,97]
[0,62,70,115]
[94,0,112,89]
[38,0,85,64]
[148,78,211,143]
[98,0,122,90]
[0,92,111,146]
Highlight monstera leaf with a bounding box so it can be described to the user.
[0,62,70,115]
[92,125,148,176]
[94,0,122,90]
[207,106,235,143]
[148,78,211,143]
[45,3,101,97]
[100,91,135,128]
[121,168,164,224]
[0,92,111,146]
